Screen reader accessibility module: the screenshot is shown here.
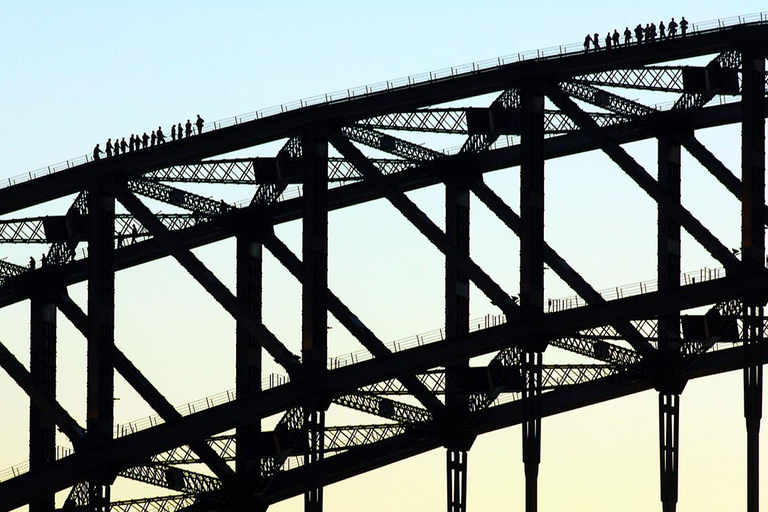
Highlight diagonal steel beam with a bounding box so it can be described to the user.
[547,85,739,269]
[51,289,236,482]
[470,178,656,357]
[109,183,303,376]
[0,340,85,446]
[262,231,445,415]
[679,134,768,223]
[327,130,518,315]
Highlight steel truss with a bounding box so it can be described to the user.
[0,18,767,512]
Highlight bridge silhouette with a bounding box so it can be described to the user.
[0,11,767,512]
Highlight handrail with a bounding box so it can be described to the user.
[1,11,766,191]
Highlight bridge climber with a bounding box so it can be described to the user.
[0,11,766,512]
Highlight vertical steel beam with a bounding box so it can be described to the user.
[742,46,766,512]
[87,185,115,511]
[29,297,57,512]
[520,87,545,512]
[302,130,328,512]
[237,237,263,477]
[445,177,470,512]
[657,134,683,512]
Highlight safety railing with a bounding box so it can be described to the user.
[1,11,766,191]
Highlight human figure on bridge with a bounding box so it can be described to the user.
[185,119,193,137]
[584,34,592,52]
[120,137,127,154]
[196,115,204,135]
[129,134,135,152]
[105,139,113,158]
[612,29,620,47]
[171,124,176,141]
[28,257,35,270]
[40,253,47,267]
[635,24,644,43]
[142,132,149,148]
[157,126,166,144]
[680,17,688,36]
[93,143,103,161]
[593,33,600,50]
[659,20,666,39]
[668,18,678,37]
[178,122,183,140]
[605,33,611,49]
[151,131,156,146]
[624,27,632,45]
[131,225,138,243]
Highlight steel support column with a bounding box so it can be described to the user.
[87,185,115,511]
[237,236,263,478]
[657,134,683,512]
[29,297,57,512]
[302,130,328,512]
[445,177,470,512]
[520,87,545,512]
[742,46,766,512]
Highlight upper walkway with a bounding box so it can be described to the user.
[1,12,766,193]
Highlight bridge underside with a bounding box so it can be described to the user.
[1,16,768,512]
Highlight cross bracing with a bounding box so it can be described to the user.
[0,14,767,512]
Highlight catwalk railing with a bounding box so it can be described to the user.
[1,11,766,190]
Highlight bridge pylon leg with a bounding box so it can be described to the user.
[659,392,680,512]
[743,305,763,512]
[446,449,468,512]
[522,349,542,512]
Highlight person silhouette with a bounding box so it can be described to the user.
[157,126,166,144]
[612,29,620,47]
[142,132,149,148]
[668,18,678,37]
[93,143,103,161]
[178,122,183,140]
[593,33,601,50]
[659,20,666,39]
[114,137,120,156]
[185,119,192,137]
[28,256,35,270]
[129,134,135,152]
[120,137,127,154]
[623,26,631,45]
[680,16,688,36]
[635,23,644,44]
[196,114,204,135]
[106,138,113,158]
[151,130,156,146]
[584,33,592,52]
[171,124,176,141]
[605,32,611,49]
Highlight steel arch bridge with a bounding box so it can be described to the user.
[1,12,768,512]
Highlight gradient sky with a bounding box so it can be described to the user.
[1,2,767,511]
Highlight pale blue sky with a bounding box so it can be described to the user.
[1,2,767,511]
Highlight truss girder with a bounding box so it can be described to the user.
[0,260,27,283]
[328,130,518,315]
[108,495,195,512]
[358,108,467,134]
[342,126,445,162]
[119,464,221,495]
[333,393,433,424]
[574,66,684,92]
[548,85,739,269]
[128,180,230,217]
[559,80,657,118]
[144,158,260,183]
